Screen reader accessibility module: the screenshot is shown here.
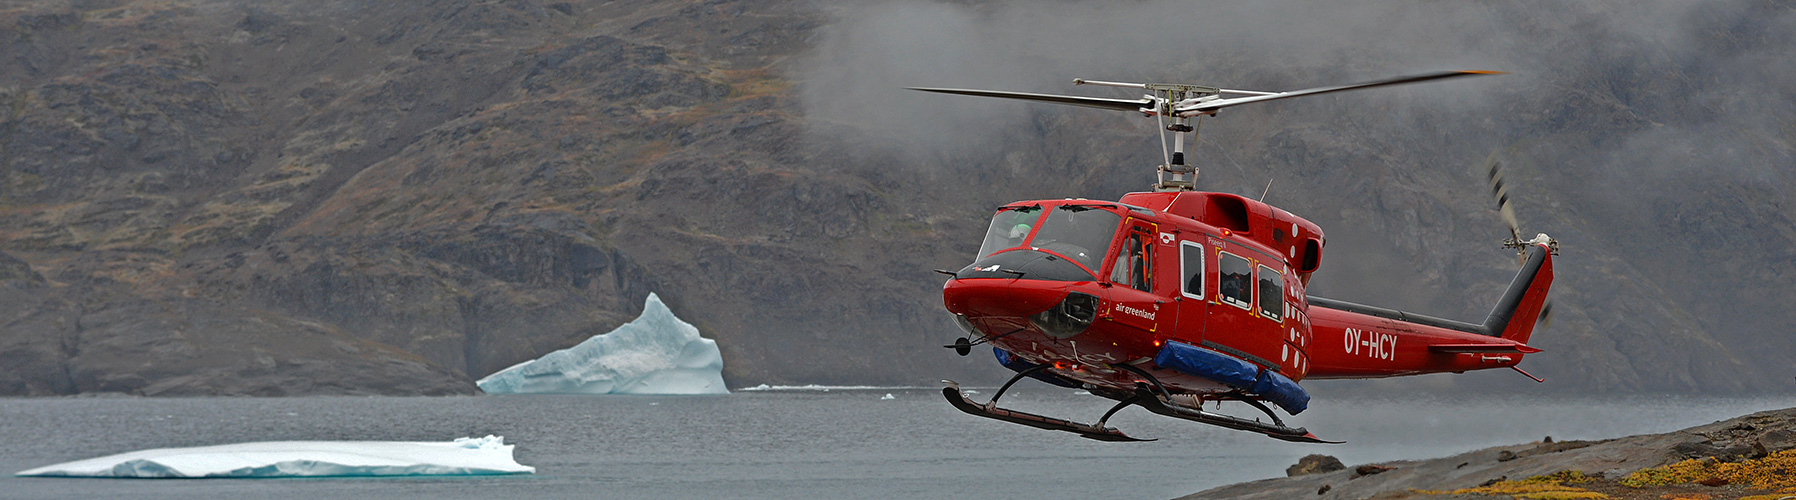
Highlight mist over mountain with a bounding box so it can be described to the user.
[1,0,1790,396]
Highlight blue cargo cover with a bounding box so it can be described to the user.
[1156,341,1310,415]
[1154,341,1259,389]
[1251,369,1310,415]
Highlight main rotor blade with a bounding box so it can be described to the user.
[1173,70,1502,116]
[909,87,1155,113]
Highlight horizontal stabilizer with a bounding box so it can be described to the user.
[1427,343,1543,354]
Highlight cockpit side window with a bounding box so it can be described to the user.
[1105,224,1154,292]
[1218,251,1252,310]
[976,206,1044,260]
[1179,241,1204,300]
[1258,264,1283,322]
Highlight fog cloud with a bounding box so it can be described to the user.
[795,0,1796,392]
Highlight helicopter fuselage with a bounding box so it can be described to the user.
[943,190,1552,406]
[924,70,1544,442]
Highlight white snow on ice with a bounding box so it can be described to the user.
[476,293,727,395]
[14,436,533,478]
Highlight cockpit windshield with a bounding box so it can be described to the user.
[966,204,1126,282]
[1029,205,1122,273]
[975,205,1044,260]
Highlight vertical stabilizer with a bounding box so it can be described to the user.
[1483,242,1555,344]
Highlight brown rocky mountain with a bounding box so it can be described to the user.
[1,0,1791,396]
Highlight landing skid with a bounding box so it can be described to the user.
[940,365,1339,444]
[1128,386,1339,444]
[943,381,1151,442]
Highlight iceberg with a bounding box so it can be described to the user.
[15,436,533,478]
[476,293,728,395]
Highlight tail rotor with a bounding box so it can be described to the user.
[1536,301,1555,331]
[1481,150,1558,257]
[1484,151,1522,247]
[1480,149,1559,335]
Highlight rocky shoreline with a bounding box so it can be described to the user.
[1183,407,1796,500]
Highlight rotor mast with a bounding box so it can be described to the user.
[1074,79,1221,192]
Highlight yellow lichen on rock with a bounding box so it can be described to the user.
[1532,470,1601,484]
[1416,470,1607,499]
[1621,450,1796,490]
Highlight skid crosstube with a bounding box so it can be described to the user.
[1127,387,1340,444]
[943,379,1340,444]
[941,381,1152,442]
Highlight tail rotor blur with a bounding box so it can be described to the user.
[1481,149,1559,336]
[1536,301,1555,331]
[1484,152,1522,246]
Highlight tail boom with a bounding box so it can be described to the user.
[1301,243,1554,379]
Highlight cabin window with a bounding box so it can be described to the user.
[1180,241,1204,299]
[976,205,1044,260]
[1108,228,1153,292]
[1029,205,1123,273]
[1218,251,1252,310]
[1258,265,1284,322]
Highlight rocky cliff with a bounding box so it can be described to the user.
[1,0,1792,395]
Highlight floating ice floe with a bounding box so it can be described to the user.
[477,293,727,395]
[880,393,896,400]
[15,436,533,478]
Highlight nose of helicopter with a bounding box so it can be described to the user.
[943,278,1070,318]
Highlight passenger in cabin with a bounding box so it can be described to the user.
[1221,271,1251,307]
[1129,235,1150,292]
[1112,234,1145,289]
[1218,253,1253,308]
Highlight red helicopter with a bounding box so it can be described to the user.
[917,71,1558,443]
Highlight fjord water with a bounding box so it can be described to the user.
[3,390,1789,500]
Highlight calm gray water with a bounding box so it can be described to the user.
[2,389,1790,500]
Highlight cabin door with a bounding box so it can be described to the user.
[1102,219,1173,336]
[1206,240,1285,370]
[1172,239,1208,345]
